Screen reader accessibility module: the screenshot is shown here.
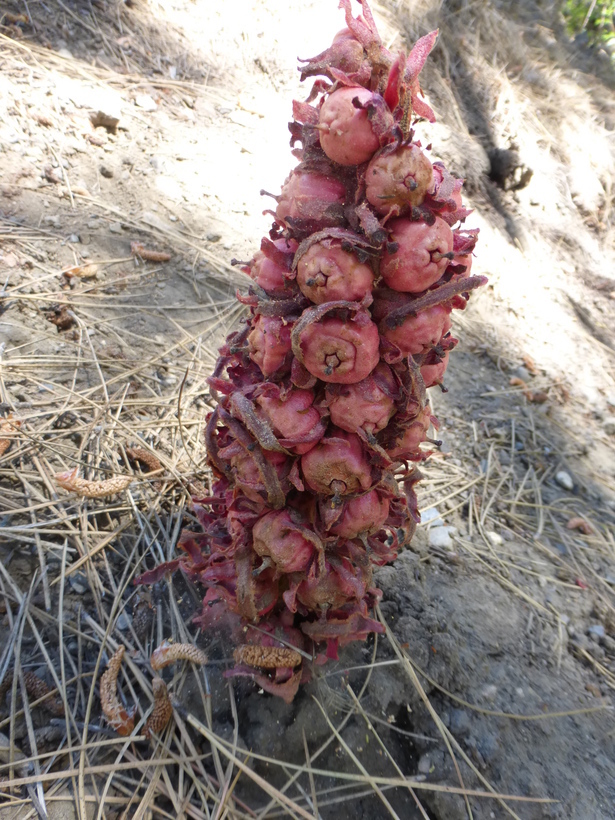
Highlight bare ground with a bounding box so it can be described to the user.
[0,0,615,818]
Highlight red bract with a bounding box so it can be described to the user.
[275,171,346,226]
[293,308,380,384]
[380,217,454,292]
[326,363,397,434]
[301,429,373,495]
[296,238,374,303]
[137,0,486,703]
[421,350,450,388]
[380,304,452,356]
[255,387,325,454]
[365,143,434,216]
[318,87,392,166]
[328,489,389,538]
[248,315,292,377]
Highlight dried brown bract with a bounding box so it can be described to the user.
[62,262,98,279]
[125,446,162,475]
[100,645,136,736]
[144,677,173,739]
[566,517,594,535]
[150,641,208,671]
[130,242,172,263]
[54,468,133,498]
[233,645,302,669]
[2,12,29,24]
[0,417,21,458]
[23,672,64,716]
[46,305,75,331]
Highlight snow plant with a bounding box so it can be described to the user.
[137,0,485,702]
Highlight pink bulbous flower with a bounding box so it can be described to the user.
[252,510,317,574]
[276,171,346,224]
[381,304,452,356]
[297,239,374,304]
[248,315,292,377]
[386,406,433,460]
[255,388,326,455]
[318,87,392,166]
[365,144,434,216]
[329,490,390,538]
[251,238,298,293]
[293,558,368,611]
[420,351,449,388]
[297,313,380,384]
[326,363,397,434]
[231,449,289,505]
[301,428,373,495]
[298,28,365,81]
[380,217,454,293]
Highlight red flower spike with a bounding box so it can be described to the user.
[136,1,486,702]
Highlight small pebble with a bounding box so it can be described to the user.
[100,165,114,178]
[588,624,605,639]
[602,416,615,436]
[417,755,432,775]
[116,612,132,631]
[486,531,503,547]
[481,684,498,702]
[68,572,89,595]
[422,507,444,528]
[109,222,122,234]
[67,234,80,243]
[135,94,157,111]
[555,470,574,491]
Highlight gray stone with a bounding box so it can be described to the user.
[602,416,615,436]
[429,527,453,549]
[555,470,574,491]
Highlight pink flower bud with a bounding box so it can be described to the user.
[251,238,298,292]
[297,313,380,384]
[301,429,373,495]
[319,87,392,166]
[297,239,374,303]
[329,490,389,538]
[386,406,432,460]
[252,510,317,574]
[327,363,396,434]
[365,144,434,215]
[255,388,326,455]
[381,217,454,293]
[381,304,452,356]
[276,171,346,224]
[248,316,292,376]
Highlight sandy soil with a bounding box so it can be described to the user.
[1,0,615,817]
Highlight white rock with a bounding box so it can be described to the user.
[555,470,574,491]
[136,94,157,111]
[422,506,444,528]
[486,531,503,547]
[429,527,453,549]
